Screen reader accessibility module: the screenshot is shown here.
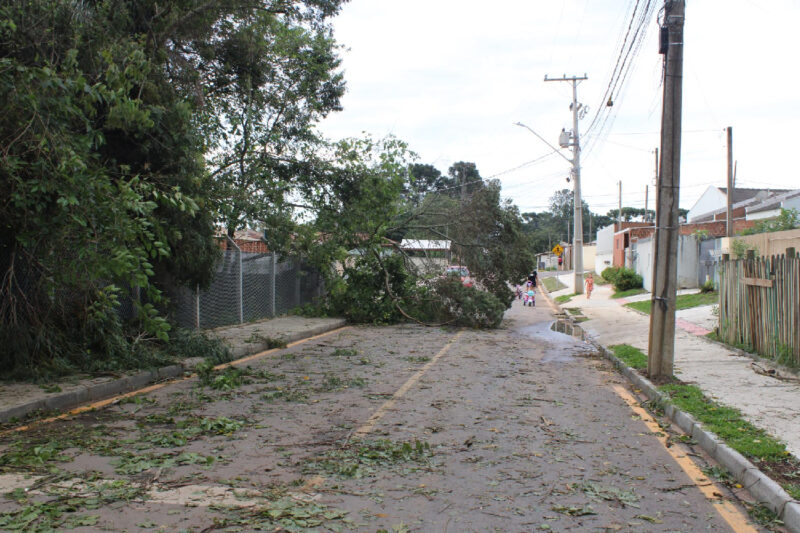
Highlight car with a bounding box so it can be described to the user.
[444,265,474,288]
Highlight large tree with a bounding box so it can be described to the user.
[0,0,348,375]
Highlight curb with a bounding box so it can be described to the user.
[539,286,800,532]
[0,319,347,425]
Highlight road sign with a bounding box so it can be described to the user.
[552,244,564,256]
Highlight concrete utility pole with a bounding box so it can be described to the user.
[648,0,685,379]
[652,147,659,221]
[726,126,734,237]
[545,74,588,293]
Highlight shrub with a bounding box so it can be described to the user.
[613,267,643,292]
[699,279,716,293]
[601,266,621,284]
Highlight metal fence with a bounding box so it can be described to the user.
[167,242,324,330]
[718,248,799,365]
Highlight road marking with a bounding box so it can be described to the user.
[1,327,351,437]
[352,331,464,438]
[611,384,758,533]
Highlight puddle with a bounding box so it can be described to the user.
[513,320,592,363]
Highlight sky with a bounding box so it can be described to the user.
[316,0,800,216]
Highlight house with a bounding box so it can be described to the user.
[216,229,270,253]
[687,186,789,223]
[745,189,800,221]
[399,239,452,275]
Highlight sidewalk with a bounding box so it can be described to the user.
[0,316,346,423]
[548,274,800,458]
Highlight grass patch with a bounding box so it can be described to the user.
[659,384,787,461]
[609,344,647,370]
[612,287,647,299]
[555,293,575,304]
[566,308,582,315]
[542,277,567,292]
[625,292,718,315]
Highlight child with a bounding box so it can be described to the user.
[526,287,535,307]
[584,273,594,300]
[516,284,523,300]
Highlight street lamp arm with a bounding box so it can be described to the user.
[513,122,573,164]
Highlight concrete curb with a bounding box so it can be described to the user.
[0,319,347,425]
[539,285,800,532]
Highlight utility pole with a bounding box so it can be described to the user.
[652,147,659,221]
[648,0,685,379]
[545,73,588,293]
[726,126,734,237]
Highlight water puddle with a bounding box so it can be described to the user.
[513,320,593,363]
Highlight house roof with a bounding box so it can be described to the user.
[718,187,789,204]
[746,189,800,215]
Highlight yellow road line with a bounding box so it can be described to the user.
[1,326,350,437]
[352,331,464,438]
[611,384,758,533]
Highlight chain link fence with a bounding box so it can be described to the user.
[167,241,324,330]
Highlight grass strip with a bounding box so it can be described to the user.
[555,294,575,304]
[542,277,567,292]
[624,291,719,314]
[609,344,647,370]
[612,287,647,299]
[659,383,788,461]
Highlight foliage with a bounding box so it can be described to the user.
[423,278,506,328]
[741,208,800,235]
[0,0,350,376]
[731,238,759,259]
[328,253,412,325]
[612,267,642,292]
[700,279,716,293]
[611,287,647,299]
[601,266,621,284]
[304,439,432,479]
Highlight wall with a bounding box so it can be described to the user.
[632,235,699,291]
[721,228,800,257]
[688,186,726,222]
[582,244,596,271]
[595,224,615,274]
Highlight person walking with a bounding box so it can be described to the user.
[584,273,594,300]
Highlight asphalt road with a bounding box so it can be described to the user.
[0,298,763,532]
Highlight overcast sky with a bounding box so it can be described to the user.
[317,1,800,215]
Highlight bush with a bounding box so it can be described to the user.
[613,267,643,292]
[699,279,716,293]
[601,266,621,284]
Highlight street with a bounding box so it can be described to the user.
[0,299,761,532]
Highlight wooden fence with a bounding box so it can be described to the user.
[718,248,799,365]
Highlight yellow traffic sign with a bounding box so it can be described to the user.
[552,244,564,256]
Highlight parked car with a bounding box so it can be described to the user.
[444,265,474,288]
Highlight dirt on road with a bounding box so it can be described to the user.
[0,300,764,532]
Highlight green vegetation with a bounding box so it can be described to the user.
[660,384,787,461]
[609,344,647,370]
[304,439,432,479]
[699,279,716,293]
[542,277,567,292]
[555,293,575,304]
[741,208,800,235]
[611,287,647,299]
[625,292,718,314]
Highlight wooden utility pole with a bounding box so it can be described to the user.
[726,126,734,237]
[648,0,684,379]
